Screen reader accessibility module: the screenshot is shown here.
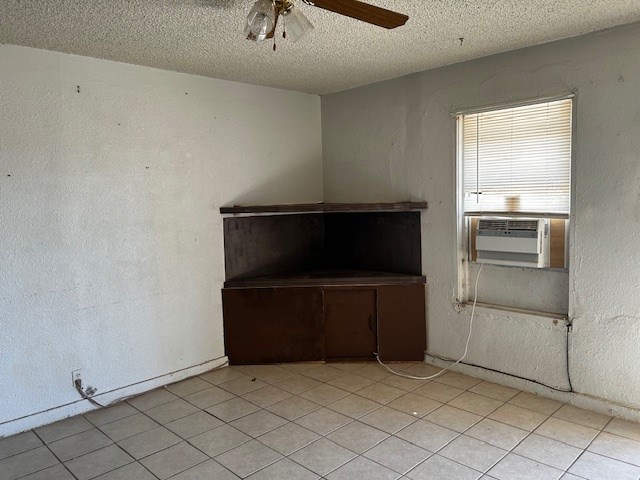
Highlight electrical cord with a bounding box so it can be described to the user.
[374,263,484,380]
[74,379,108,408]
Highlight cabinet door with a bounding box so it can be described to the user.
[324,289,377,360]
[377,284,426,361]
[222,287,324,364]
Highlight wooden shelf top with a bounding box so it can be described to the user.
[224,269,426,288]
[220,201,428,215]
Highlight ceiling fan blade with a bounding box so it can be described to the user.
[310,0,408,29]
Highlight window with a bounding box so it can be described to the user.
[457,97,573,276]
[461,98,572,216]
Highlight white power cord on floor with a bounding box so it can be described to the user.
[374,263,484,380]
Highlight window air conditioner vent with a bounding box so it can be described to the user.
[475,218,550,268]
[478,219,538,231]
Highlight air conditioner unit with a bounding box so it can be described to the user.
[475,218,550,268]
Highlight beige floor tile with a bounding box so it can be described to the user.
[126,389,178,412]
[13,365,640,480]
[326,421,389,454]
[165,377,212,397]
[568,451,640,480]
[272,374,322,394]
[513,433,582,470]
[0,431,42,460]
[219,376,268,396]
[433,371,482,390]
[380,375,429,392]
[295,407,352,435]
[327,374,376,393]
[357,383,406,404]
[230,410,288,437]
[488,453,563,480]
[406,454,481,480]
[588,431,640,467]
[360,406,418,434]
[488,403,548,431]
[199,367,245,386]
[93,461,157,480]
[278,364,326,375]
[182,386,235,409]
[534,417,599,449]
[145,399,199,425]
[439,435,507,472]
[412,382,465,403]
[48,428,113,461]
[508,392,563,416]
[364,436,431,474]
[553,405,612,430]
[326,394,382,418]
[0,446,59,480]
[84,403,138,427]
[242,385,292,408]
[170,458,240,480]
[205,397,260,422]
[98,413,158,442]
[448,392,503,416]
[20,464,74,480]
[300,365,347,382]
[395,420,458,452]
[266,395,321,420]
[328,455,401,480]
[215,440,282,478]
[231,365,293,384]
[299,384,350,405]
[164,410,223,438]
[401,364,443,378]
[64,444,133,480]
[424,405,483,433]
[466,419,528,450]
[469,382,519,402]
[247,457,319,480]
[328,363,370,372]
[35,416,94,444]
[604,417,640,442]
[387,393,442,417]
[117,426,181,459]
[289,438,356,476]
[355,365,393,381]
[140,441,207,479]
[258,422,320,455]
[189,424,250,457]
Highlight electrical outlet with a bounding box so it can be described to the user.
[72,369,82,387]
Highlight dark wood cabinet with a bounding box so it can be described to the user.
[220,202,428,365]
[324,288,377,360]
[222,287,324,364]
[222,282,426,364]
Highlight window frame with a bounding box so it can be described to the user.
[454,93,576,305]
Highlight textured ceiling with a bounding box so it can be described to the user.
[1,1,640,94]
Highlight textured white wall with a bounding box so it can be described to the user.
[0,45,322,436]
[322,23,640,411]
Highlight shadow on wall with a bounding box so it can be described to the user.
[224,161,323,207]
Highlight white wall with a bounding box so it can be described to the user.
[0,45,322,436]
[322,23,640,413]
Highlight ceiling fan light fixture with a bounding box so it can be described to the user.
[244,0,277,41]
[283,5,313,43]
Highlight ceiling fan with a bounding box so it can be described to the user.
[244,0,409,47]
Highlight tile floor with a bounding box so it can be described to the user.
[2,362,640,480]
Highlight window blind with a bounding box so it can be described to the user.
[462,98,572,215]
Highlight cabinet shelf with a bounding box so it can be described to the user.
[220,201,428,215]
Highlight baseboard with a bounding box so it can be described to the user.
[0,355,229,438]
[424,353,640,423]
